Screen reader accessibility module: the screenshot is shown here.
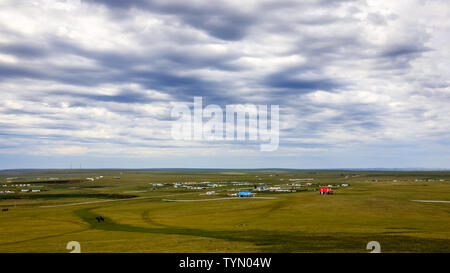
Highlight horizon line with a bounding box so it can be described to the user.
[1,167,450,172]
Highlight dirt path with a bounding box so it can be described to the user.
[40,193,192,208]
[162,197,276,202]
[411,200,450,203]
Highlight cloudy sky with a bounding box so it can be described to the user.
[0,0,449,169]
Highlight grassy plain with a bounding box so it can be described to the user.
[0,169,449,252]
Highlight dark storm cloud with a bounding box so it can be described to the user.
[0,39,235,105]
[0,64,43,79]
[0,0,428,109]
[379,43,430,58]
[0,0,448,166]
[87,0,366,42]
[34,37,239,104]
[263,63,345,96]
[0,42,48,58]
[0,0,411,105]
[87,0,256,41]
[265,73,341,93]
[50,90,155,104]
[297,103,382,133]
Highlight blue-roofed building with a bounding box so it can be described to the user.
[238,192,253,197]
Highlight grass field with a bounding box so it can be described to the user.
[0,169,449,253]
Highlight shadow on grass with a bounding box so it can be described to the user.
[74,208,450,252]
[0,193,138,200]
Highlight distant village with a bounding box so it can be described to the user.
[0,174,446,196]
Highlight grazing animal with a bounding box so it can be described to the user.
[2,208,8,212]
[95,216,104,222]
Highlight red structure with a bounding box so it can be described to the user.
[320,187,334,195]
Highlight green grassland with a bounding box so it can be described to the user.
[0,169,449,253]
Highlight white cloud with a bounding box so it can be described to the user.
[0,0,448,168]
